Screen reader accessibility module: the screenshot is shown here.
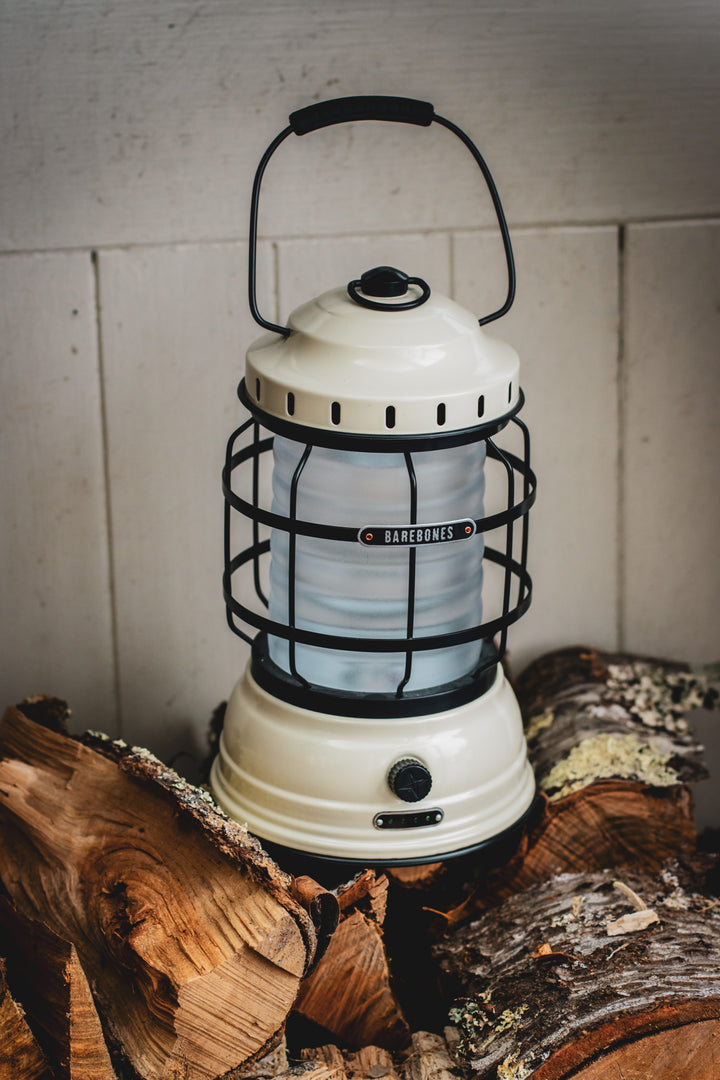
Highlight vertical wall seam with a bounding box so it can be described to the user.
[616,224,627,652]
[448,231,456,299]
[272,240,281,325]
[91,250,123,736]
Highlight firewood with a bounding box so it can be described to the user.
[235,1037,290,1079]
[293,871,410,1051]
[297,1035,458,1080]
[345,1045,400,1080]
[386,865,445,890]
[420,646,714,932]
[517,647,711,790]
[400,1031,458,1080]
[434,861,720,1079]
[0,958,54,1080]
[291,876,340,973]
[0,702,319,1080]
[299,1043,347,1079]
[495,647,711,891]
[298,1043,400,1080]
[0,898,114,1079]
[336,869,389,923]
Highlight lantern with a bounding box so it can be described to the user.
[210,97,536,868]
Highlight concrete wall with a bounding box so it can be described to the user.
[1,1,718,814]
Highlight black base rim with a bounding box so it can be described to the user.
[259,796,538,884]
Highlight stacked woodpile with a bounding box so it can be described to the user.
[0,647,717,1080]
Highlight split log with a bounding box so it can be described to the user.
[434,860,720,1079]
[0,898,114,1079]
[293,870,410,1050]
[0,958,53,1080]
[400,1031,459,1080]
[0,701,320,1080]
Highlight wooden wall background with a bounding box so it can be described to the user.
[1,1,718,816]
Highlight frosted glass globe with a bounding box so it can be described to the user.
[268,437,486,693]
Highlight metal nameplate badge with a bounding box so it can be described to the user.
[358,519,476,547]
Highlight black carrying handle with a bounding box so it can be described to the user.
[249,96,515,337]
[289,96,434,134]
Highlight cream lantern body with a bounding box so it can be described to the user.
[212,273,536,865]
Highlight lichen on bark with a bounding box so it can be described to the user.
[540,732,679,801]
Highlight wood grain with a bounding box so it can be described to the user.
[0,960,53,1080]
[0,899,114,1080]
[294,871,410,1051]
[569,1019,720,1080]
[0,704,316,1080]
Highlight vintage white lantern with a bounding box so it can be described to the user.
[211,97,537,869]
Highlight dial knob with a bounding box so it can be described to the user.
[387,758,433,803]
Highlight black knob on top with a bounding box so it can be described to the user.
[388,758,433,803]
[360,266,410,298]
[347,266,431,312]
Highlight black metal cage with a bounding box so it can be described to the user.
[223,384,535,718]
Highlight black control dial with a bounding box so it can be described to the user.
[387,758,433,803]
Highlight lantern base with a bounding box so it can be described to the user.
[257,800,538,887]
[210,661,535,865]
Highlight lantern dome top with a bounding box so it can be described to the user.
[244,269,520,438]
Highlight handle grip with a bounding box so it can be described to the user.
[249,97,515,337]
[289,96,434,135]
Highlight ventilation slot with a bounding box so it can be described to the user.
[436,402,446,426]
[508,382,513,403]
[331,401,341,426]
[287,391,295,416]
[385,405,396,429]
[478,395,485,418]
[255,377,261,401]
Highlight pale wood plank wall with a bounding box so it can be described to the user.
[0,253,116,727]
[1,2,718,791]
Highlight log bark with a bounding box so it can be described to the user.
[0,702,319,1080]
[293,870,410,1051]
[427,646,713,928]
[434,861,720,1079]
[0,898,114,1079]
[516,647,711,789]
[290,876,340,974]
[494,647,710,893]
[0,958,53,1080]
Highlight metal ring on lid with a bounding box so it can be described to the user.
[347,270,431,312]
